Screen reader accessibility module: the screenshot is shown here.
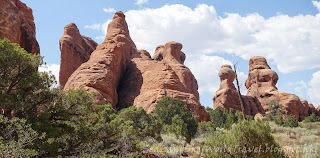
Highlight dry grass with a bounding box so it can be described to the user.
[270,121,320,158]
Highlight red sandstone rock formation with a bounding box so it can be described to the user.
[245,56,310,120]
[59,23,98,88]
[213,57,318,120]
[64,11,135,106]
[118,42,209,121]
[63,12,209,121]
[213,64,264,116]
[0,0,39,54]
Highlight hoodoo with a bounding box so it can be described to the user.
[59,23,98,88]
[62,12,209,121]
[213,56,319,120]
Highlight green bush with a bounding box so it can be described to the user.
[304,113,320,123]
[196,121,216,136]
[29,89,116,157]
[284,115,299,128]
[0,115,41,157]
[110,106,162,155]
[204,120,287,158]
[266,100,285,125]
[152,97,198,142]
[207,107,243,129]
[167,115,188,140]
[0,38,56,117]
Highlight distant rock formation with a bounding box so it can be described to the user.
[63,12,209,121]
[214,56,318,120]
[59,23,98,88]
[213,64,264,116]
[0,0,39,54]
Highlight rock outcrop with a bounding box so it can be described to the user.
[245,56,310,120]
[214,56,318,120]
[213,64,264,116]
[63,12,209,121]
[118,42,209,121]
[0,0,39,54]
[64,11,135,107]
[59,23,98,88]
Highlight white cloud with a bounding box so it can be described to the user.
[313,1,320,12]
[84,23,102,30]
[186,55,232,95]
[39,64,60,87]
[308,71,320,107]
[287,80,308,97]
[85,2,320,105]
[122,3,320,74]
[135,0,148,6]
[103,8,116,13]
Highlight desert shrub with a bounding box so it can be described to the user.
[196,121,216,137]
[152,97,198,142]
[29,89,117,157]
[285,115,299,127]
[207,107,227,128]
[266,100,285,125]
[204,120,287,158]
[0,38,56,118]
[110,106,162,155]
[207,107,245,129]
[0,115,41,157]
[304,113,320,123]
[167,115,188,140]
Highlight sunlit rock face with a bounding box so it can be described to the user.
[0,0,39,54]
[63,12,209,121]
[59,23,98,88]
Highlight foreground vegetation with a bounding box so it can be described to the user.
[1,39,319,157]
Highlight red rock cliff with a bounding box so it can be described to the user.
[59,23,98,88]
[64,11,135,107]
[118,42,210,121]
[0,0,39,54]
[63,12,209,121]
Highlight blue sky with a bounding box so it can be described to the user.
[22,0,320,108]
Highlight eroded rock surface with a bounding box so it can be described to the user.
[245,56,312,120]
[59,23,98,88]
[213,64,264,116]
[213,56,318,120]
[0,0,39,54]
[63,12,209,121]
[64,11,136,106]
[118,42,209,121]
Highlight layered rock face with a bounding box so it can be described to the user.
[213,65,264,116]
[59,23,98,88]
[63,12,209,121]
[245,56,313,120]
[0,0,39,54]
[118,42,209,121]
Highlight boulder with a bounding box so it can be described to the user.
[254,113,266,121]
[59,23,98,88]
[0,0,39,54]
